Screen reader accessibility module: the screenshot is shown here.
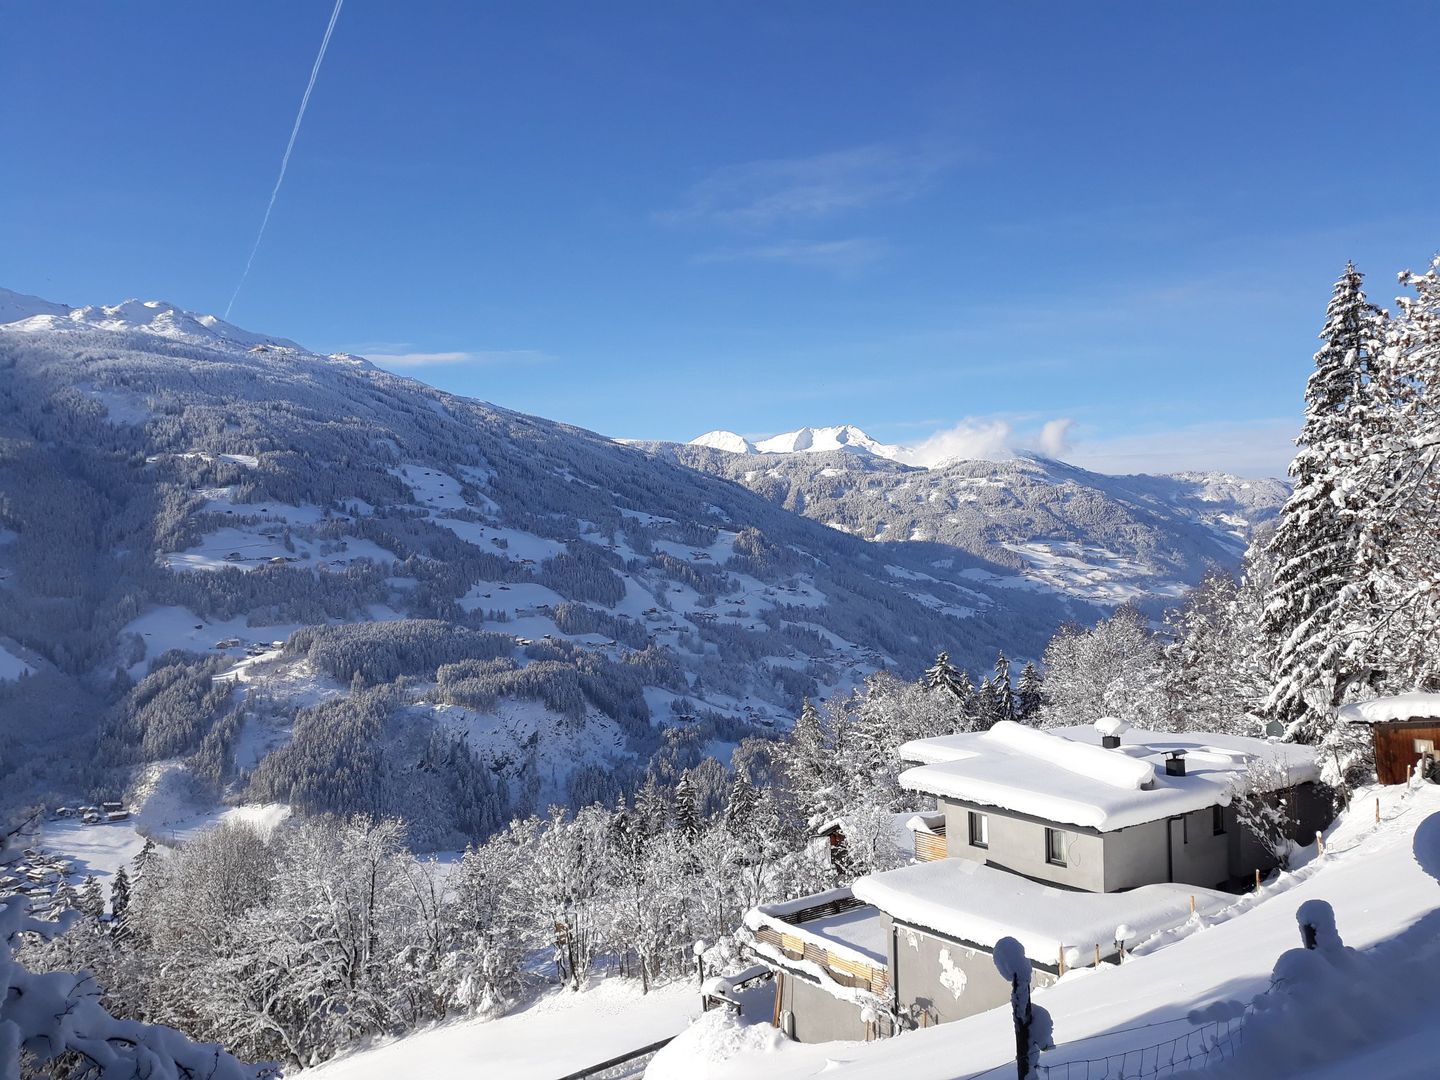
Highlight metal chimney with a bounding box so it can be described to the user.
[1165,750,1187,777]
[1101,735,1122,750]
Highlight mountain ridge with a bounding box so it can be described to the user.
[0,286,1095,841]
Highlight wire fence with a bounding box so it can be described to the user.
[1034,1017,1245,1080]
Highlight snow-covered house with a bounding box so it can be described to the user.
[745,719,1331,1044]
[1339,692,1440,785]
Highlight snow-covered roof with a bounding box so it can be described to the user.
[900,721,1318,832]
[1338,692,1440,725]
[852,857,1231,964]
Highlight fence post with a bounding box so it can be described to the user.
[1057,945,1066,976]
[1376,797,1381,824]
[1315,830,1324,856]
[994,937,1052,1080]
[1094,943,1101,968]
[1254,868,1261,890]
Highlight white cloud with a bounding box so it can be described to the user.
[894,416,1075,468]
[1038,418,1074,458]
[895,415,1293,476]
[364,348,550,369]
[901,419,1021,467]
[661,140,958,230]
[695,237,887,274]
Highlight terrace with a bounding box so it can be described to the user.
[745,888,890,998]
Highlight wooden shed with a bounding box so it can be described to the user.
[1339,693,1440,785]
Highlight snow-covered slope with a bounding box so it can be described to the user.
[690,424,911,463]
[304,978,696,1080]
[753,425,910,462]
[0,287,1096,837]
[0,288,300,349]
[646,442,1288,609]
[0,287,72,324]
[691,430,758,455]
[649,781,1440,1079]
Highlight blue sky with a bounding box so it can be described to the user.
[4,3,1438,476]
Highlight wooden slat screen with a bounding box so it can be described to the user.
[914,831,948,862]
[749,921,889,996]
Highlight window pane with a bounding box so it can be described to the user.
[1046,828,1067,865]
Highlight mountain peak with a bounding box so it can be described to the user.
[694,423,912,463]
[0,286,301,351]
[689,430,756,454]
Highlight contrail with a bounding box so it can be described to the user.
[225,0,345,319]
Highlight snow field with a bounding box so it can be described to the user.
[0,645,34,681]
[303,978,700,1080]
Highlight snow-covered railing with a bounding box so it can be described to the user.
[744,889,890,999]
[906,812,948,862]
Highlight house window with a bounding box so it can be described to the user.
[969,812,989,849]
[1045,827,1069,867]
[1212,805,1226,835]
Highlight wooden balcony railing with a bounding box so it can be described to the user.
[752,925,889,996]
[914,829,948,862]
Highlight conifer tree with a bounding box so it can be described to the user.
[131,837,157,880]
[976,677,1003,730]
[1266,263,1386,740]
[787,698,829,803]
[1016,662,1044,721]
[994,652,1017,723]
[1341,260,1440,698]
[924,651,966,700]
[110,866,132,940]
[673,771,702,844]
[78,875,104,921]
[634,775,667,839]
[724,773,757,839]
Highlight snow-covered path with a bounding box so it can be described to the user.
[648,783,1440,1079]
[304,978,699,1080]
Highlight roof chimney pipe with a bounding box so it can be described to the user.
[1165,750,1187,777]
[1094,716,1130,751]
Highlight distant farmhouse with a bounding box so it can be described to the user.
[745,719,1332,1043]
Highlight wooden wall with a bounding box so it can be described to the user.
[1370,719,1440,785]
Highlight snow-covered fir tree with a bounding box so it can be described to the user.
[1016,661,1044,721]
[994,651,1017,723]
[78,874,104,921]
[924,651,967,699]
[1265,263,1387,739]
[109,864,132,940]
[976,677,1003,730]
[673,770,702,844]
[1163,559,1274,736]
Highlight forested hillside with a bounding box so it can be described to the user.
[637,440,1288,609]
[0,292,1096,838]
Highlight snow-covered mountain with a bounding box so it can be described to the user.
[690,424,911,462]
[0,287,303,350]
[0,288,1098,843]
[642,441,1288,608]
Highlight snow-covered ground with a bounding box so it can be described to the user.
[648,782,1440,1079]
[305,978,699,1080]
[0,644,34,681]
